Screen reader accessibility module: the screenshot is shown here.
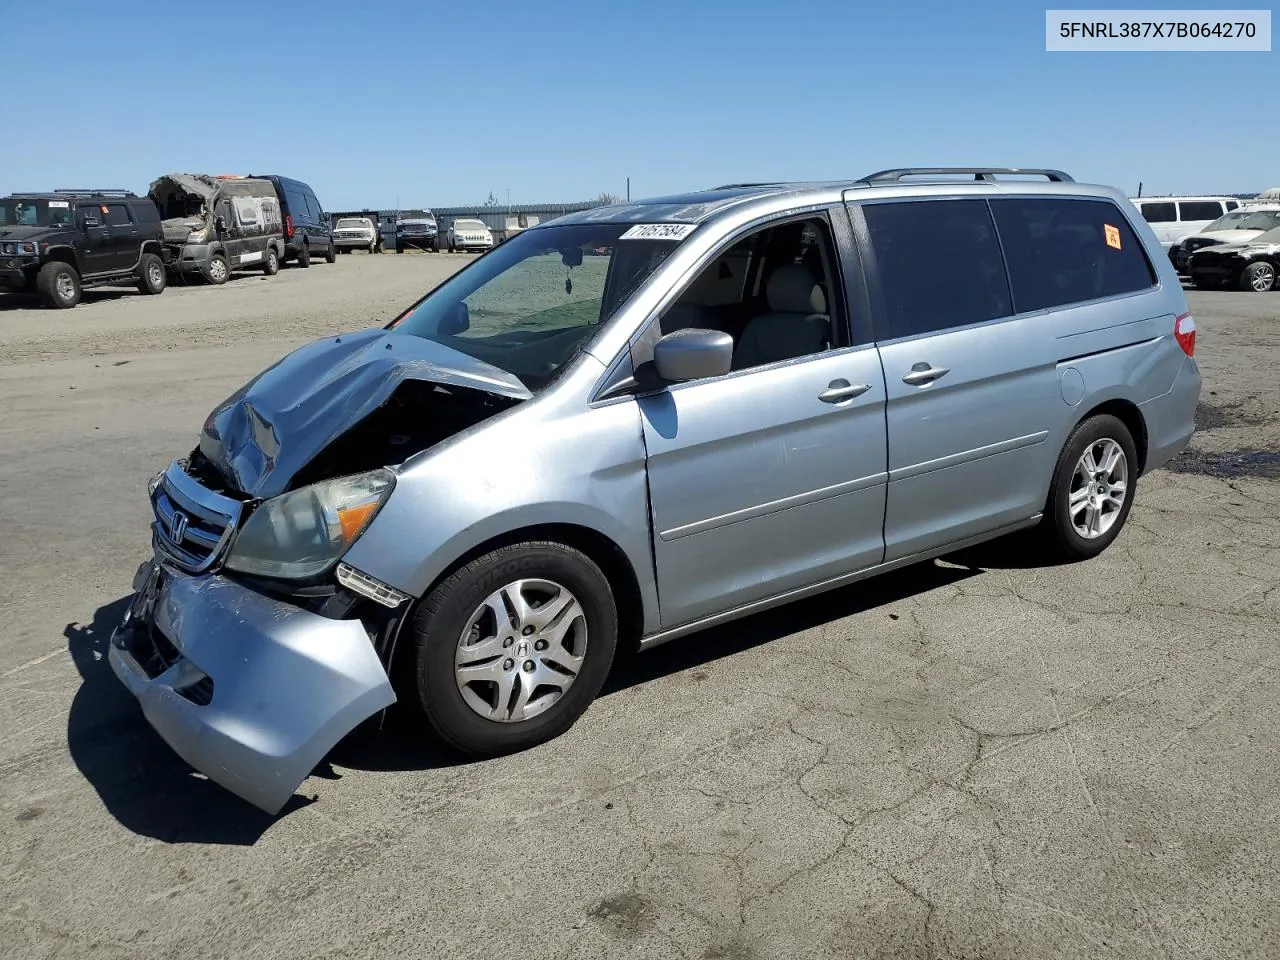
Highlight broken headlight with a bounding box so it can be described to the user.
[224,469,395,580]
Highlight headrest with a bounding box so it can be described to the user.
[767,264,827,314]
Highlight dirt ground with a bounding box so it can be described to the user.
[1,252,1278,960]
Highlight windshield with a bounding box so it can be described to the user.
[1205,209,1280,232]
[389,222,691,390]
[454,220,486,231]
[336,218,368,229]
[0,198,75,228]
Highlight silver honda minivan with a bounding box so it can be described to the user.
[109,168,1201,813]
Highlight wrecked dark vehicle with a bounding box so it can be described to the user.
[149,174,286,283]
[110,174,1200,814]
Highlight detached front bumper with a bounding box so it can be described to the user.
[109,561,397,814]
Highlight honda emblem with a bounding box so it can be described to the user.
[168,509,189,544]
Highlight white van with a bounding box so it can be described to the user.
[1129,196,1242,250]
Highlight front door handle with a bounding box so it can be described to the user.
[819,379,872,403]
[902,362,950,386]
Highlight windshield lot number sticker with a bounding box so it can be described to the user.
[1104,224,1122,250]
[48,200,69,208]
[619,223,697,241]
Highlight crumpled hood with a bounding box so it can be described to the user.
[161,216,206,244]
[1192,229,1268,246]
[0,225,62,242]
[199,328,532,498]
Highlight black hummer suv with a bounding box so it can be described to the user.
[0,189,167,309]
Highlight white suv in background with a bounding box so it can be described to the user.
[1129,195,1242,252]
[447,218,494,253]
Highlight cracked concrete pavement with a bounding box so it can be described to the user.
[1,255,1278,959]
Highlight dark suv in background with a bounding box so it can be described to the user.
[254,175,335,267]
[0,189,167,308]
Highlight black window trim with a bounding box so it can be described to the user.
[848,193,1162,347]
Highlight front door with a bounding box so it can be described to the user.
[638,213,888,629]
[78,203,113,274]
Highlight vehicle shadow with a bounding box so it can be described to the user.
[64,596,312,846]
[0,290,135,311]
[66,539,1043,844]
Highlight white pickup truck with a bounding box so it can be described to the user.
[332,217,379,254]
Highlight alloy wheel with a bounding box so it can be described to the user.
[1069,438,1128,539]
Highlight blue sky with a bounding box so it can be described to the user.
[3,0,1275,208]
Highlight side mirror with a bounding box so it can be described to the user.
[215,216,227,233]
[653,328,733,383]
[439,302,470,336]
[82,217,100,228]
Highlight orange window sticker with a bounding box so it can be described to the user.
[1104,224,1121,250]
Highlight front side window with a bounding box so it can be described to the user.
[653,214,844,372]
[1139,202,1176,223]
[863,199,1012,340]
[990,198,1155,312]
[389,222,689,390]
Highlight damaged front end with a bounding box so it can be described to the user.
[109,330,530,813]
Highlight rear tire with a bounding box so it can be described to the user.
[263,247,280,276]
[1038,414,1138,562]
[325,241,336,264]
[37,261,81,309]
[297,243,311,268]
[137,253,166,295]
[406,541,618,757]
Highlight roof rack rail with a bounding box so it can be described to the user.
[856,167,1074,184]
[53,188,135,196]
[709,182,780,190]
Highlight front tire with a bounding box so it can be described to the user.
[1038,414,1138,562]
[407,542,618,757]
[205,253,229,285]
[1241,261,1277,292]
[137,253,166,295]
[37,261,81,309]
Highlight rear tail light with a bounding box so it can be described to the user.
[1174,312,1196,357]
[286,215,294,238]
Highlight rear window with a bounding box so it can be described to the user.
[1138,202,1176,223]
[863,199,1013,339]
[989,198,1156,313]
[1178,201,1225,221]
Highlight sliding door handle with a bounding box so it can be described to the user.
[902,363,950,386]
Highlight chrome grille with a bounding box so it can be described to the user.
[150,460,243,573]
